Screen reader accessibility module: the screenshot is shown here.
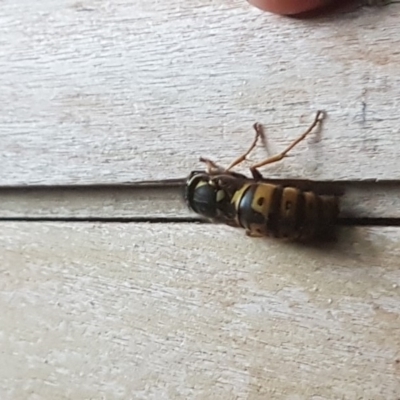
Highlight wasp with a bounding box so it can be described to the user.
[184,111,339,241]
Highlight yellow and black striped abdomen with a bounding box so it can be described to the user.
[233,183,339,240]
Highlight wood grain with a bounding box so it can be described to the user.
[2,2,400,399]
[1,222,400,399]
[1,1,400,185]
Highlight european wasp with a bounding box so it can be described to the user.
[184,111,339,241]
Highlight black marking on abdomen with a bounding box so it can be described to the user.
[267,185,283,238]
[295,191,306,237]
[238,185,265,230]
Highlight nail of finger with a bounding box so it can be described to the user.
[247,0,335,15]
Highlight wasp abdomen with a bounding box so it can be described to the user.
[234,183,338,240]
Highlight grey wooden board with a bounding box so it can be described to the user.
[1,1,400,185]
[1,222,400,399]
[1,181,400,219]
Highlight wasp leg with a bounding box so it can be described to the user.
[250,168,263,181]
[245,229,264,238]
[249,110,325,177]
[225,122,264,171]
[199,157,225,174]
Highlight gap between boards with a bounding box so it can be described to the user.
[1,180,400,222]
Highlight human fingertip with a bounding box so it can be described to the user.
[247,0,335,15]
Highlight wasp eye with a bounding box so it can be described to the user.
[191,183,218,218]
[257,197,265,206]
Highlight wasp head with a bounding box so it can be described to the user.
[184,170,246,224]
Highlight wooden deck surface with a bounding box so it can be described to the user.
[1,0,400,399]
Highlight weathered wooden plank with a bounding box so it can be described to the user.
[1,1,400,185]
[1,222,400,399]
[1,181,400,219]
